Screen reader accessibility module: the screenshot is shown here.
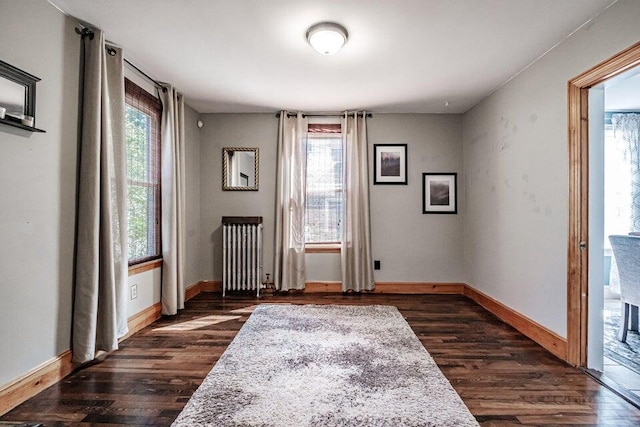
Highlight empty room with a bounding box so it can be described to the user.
[3,0,640,425]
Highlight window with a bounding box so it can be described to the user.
[124,78,162,264]
[604,124,632,249]
[305,123,343,244]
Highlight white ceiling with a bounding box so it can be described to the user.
[49,0,616,114]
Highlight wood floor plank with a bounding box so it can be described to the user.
[2,292,640,426]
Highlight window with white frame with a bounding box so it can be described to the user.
[305,123,343,244]
[604,124,632,249]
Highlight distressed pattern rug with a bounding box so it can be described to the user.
[172,304,478,427]
[604,306,640,374]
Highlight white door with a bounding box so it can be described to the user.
[587,85,605,371]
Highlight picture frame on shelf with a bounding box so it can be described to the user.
[422,173,457,214]
[373,144,407,185]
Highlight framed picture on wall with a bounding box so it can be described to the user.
[422,173,457,214]
[373,144,407,184]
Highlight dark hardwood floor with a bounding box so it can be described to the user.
[3,292,640,426]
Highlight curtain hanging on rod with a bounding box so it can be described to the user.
[341,112,375,292]
[274,111,308,291]
[76,27,165,90]
[73,28,128,364]
[158,84,186,315]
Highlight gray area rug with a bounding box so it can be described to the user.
[172,304,478,427]
[604,307,640,374]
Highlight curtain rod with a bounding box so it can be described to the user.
[123,58,164,89]
[276,112,373,118]
[75,26,165,90]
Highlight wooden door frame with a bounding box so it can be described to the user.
[567,41,640,366]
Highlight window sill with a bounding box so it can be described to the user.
[128,258,162,276]
[305,243,341,254]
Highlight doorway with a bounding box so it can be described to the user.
[602,71,640,394]
[567,41,640,389]
[586,70,640,397]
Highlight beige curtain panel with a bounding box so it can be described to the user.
[72,29,129,364]
[341,113,375,292]
[158,85,186,315]
[274,112,308,291]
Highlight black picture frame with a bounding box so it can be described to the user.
[373,144,407,185]
[422,173,457,214]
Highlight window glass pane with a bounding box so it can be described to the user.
[604,126,632,248]
[305,135,342,243]
[125,79,161,265]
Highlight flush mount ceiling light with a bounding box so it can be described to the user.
[306,22,349,55]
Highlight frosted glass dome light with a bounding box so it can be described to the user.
[306,22,348,55]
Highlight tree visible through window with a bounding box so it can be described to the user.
[125,79,161,264]
[305,124,343,243]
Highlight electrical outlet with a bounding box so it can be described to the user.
[130,284,138,300]
[374,260,381,270]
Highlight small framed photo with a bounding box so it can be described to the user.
[374,144,407,185]
[423,173,457,214]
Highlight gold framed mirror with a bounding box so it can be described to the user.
[223,147,259,191]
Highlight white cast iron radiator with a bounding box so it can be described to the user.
[222,216,263,297]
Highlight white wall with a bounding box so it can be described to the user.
[462,0,640,337]
[199,114,278,281]
[184,104,202,286]
[369,114,463,282]
[0,1,203,389]
[0,1,80,386]
[199,113,463,284]
[127,268,161,317]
